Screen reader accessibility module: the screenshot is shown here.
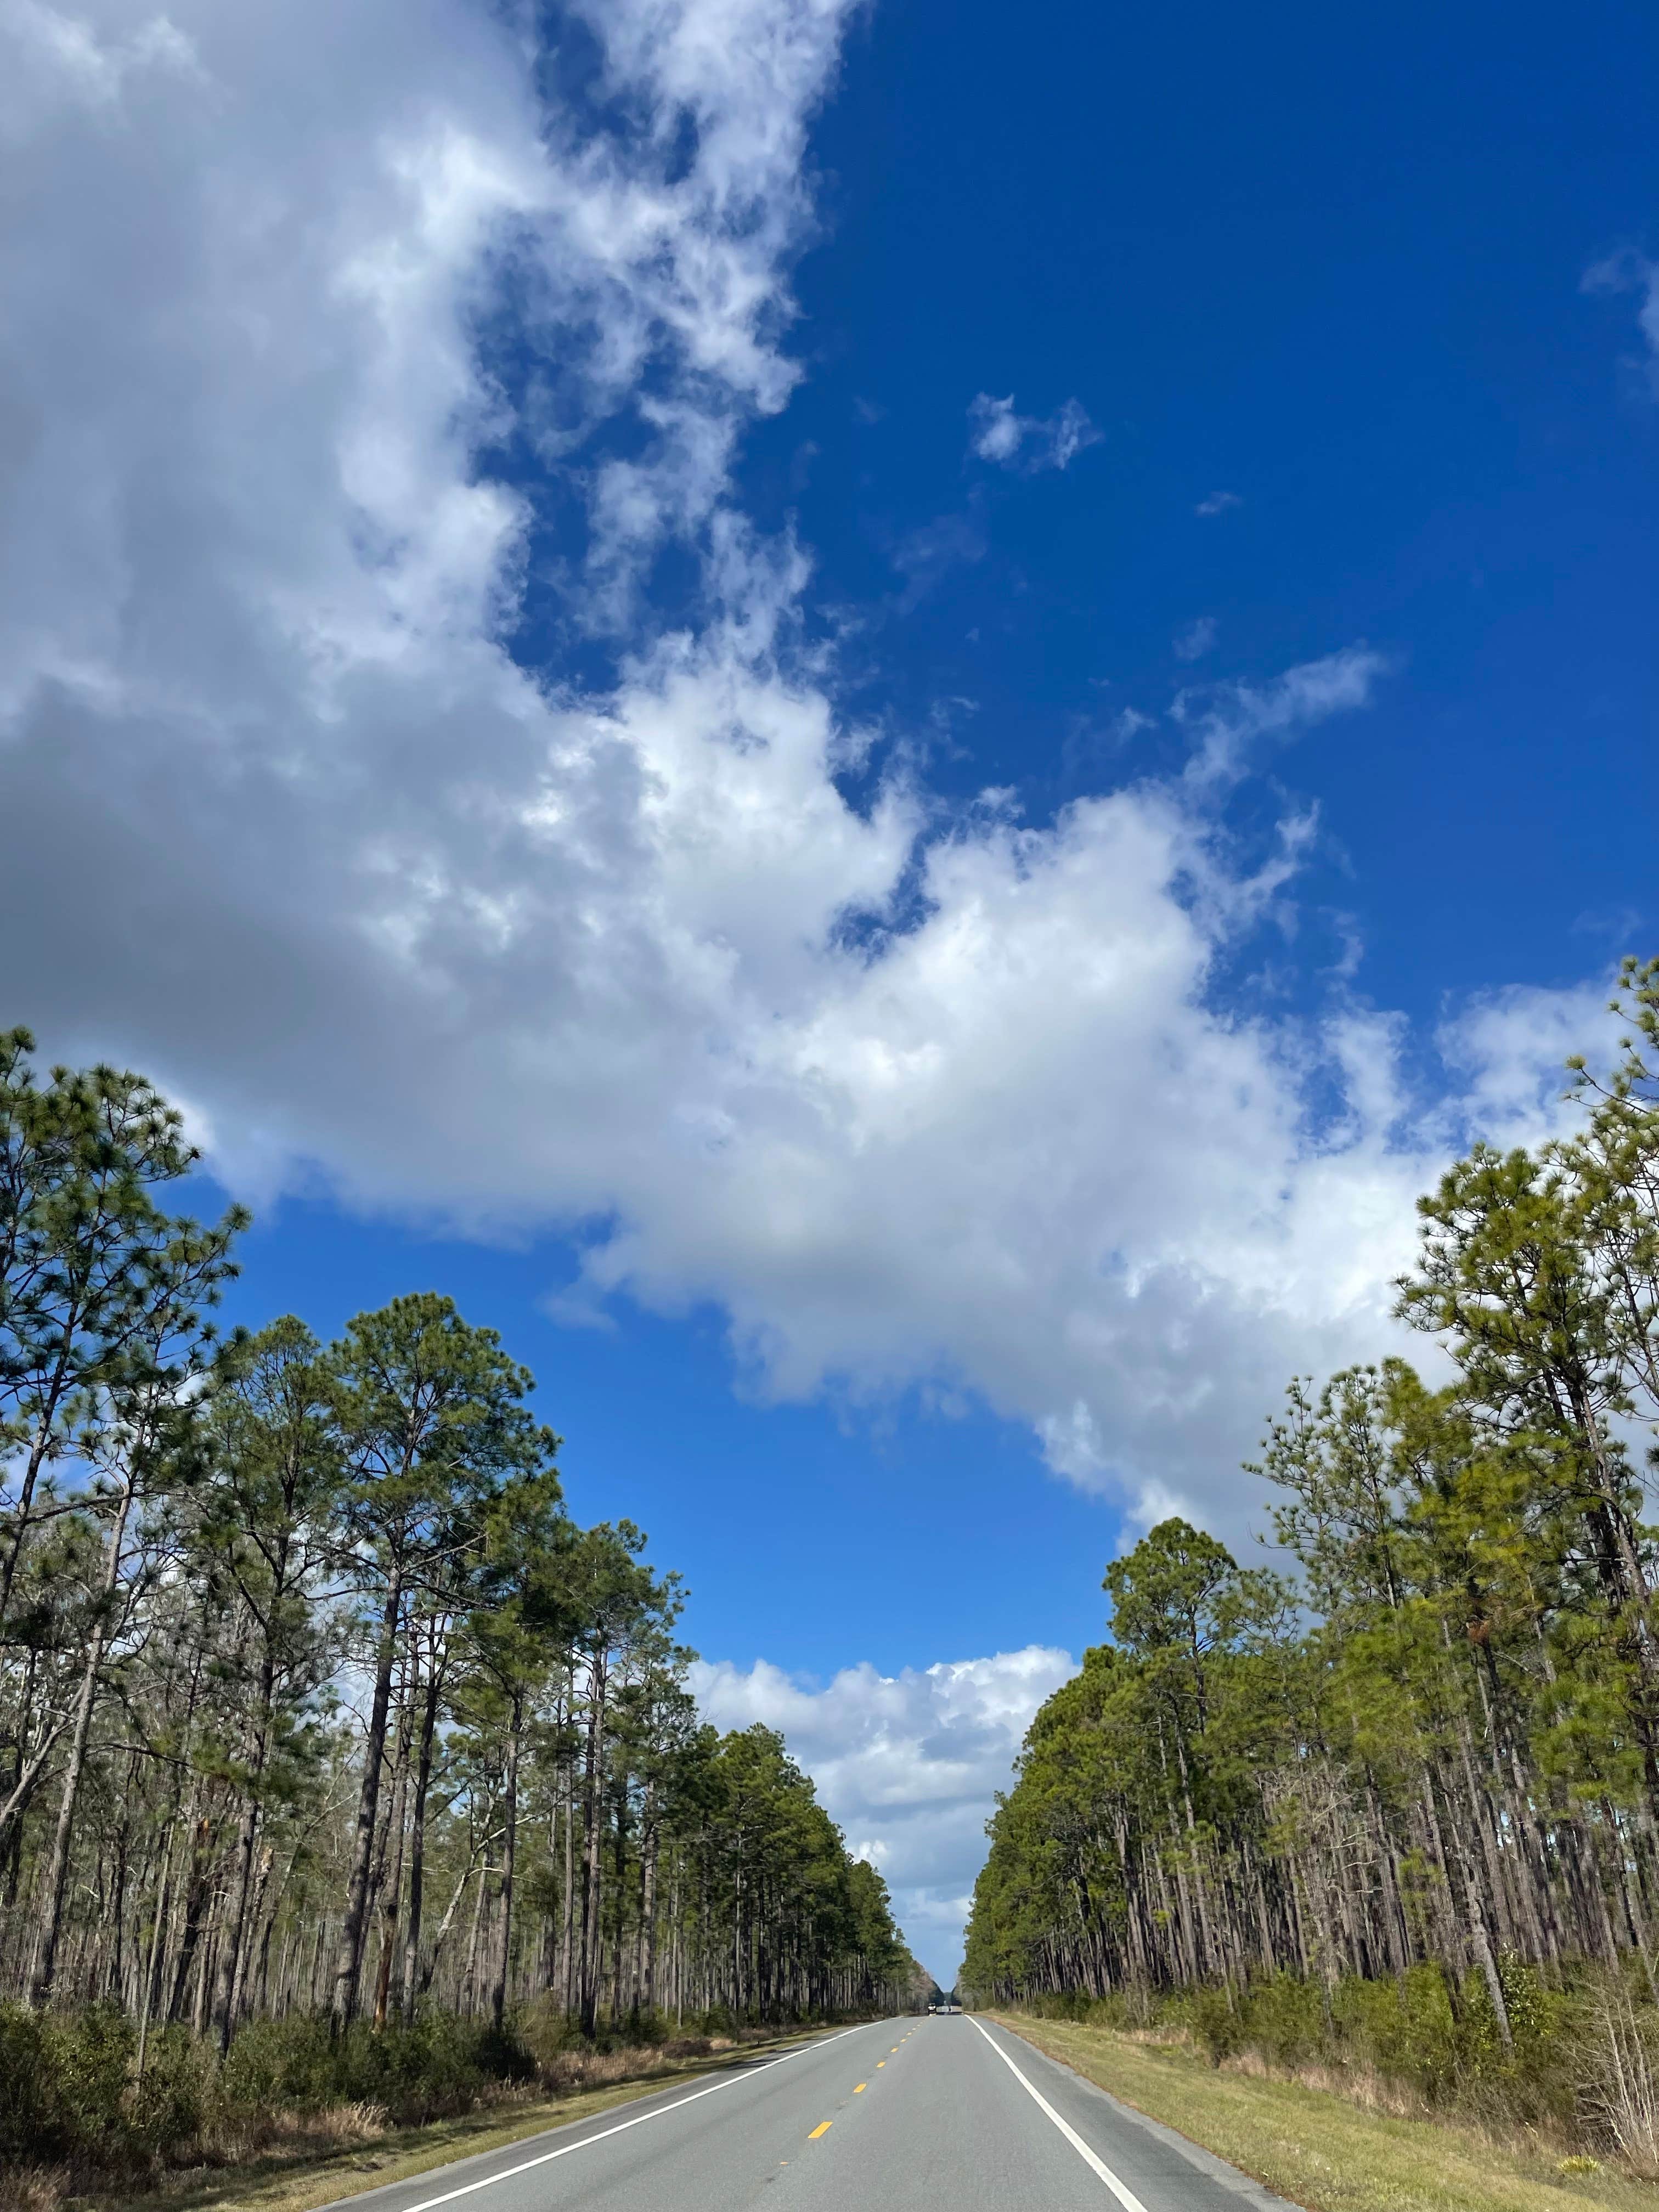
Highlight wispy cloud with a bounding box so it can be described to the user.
[1195,489,1242,516]
[1583,248,1659,395]
[967,391,1099,472]
[1173,614,1218,662]
[891,510,988,606]
[1173,645,1389,786]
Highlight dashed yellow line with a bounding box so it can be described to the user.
[809,2121,832,2140]
[877,2061,885,2068]
[854,2081,867,2092]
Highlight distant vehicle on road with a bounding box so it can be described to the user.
[928,1993,961,2013]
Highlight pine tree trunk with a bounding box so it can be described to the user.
[30,1469,134,2006]
[213,1632,280,2051]
[330,1550,403,2029]
[400,1645,444,2023]
[579,1649,607,2038]
[641,1803,660,2012]
[491,1695,522,2032]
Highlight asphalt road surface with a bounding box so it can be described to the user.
[331,2013,1295,2212]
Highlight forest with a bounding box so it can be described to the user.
[0,1028,922,2183]
[963,959,1659,2152]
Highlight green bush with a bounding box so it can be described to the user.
[1011,1960,1641,2155]
[1333,1963,1458,2101]
[0,2002,138,2167]
[1242,1971,1325,2069]
[130,2023,213,2156]
[1022,1990,1095,2024]
[1177,1959,1576,2126]
[219,2012,532,2126]
[1189,1987,1244,2067]
[0,2001,547,2186]
[217,2013,338,2115]
[519,1999,589,2068]
[0,2006,59,2162]
[520,1999,678,2072]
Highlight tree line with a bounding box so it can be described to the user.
[0,1029,923,2054]
[963,958,1659,2045]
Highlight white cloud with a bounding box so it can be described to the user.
[1172,645,1390,788]
[1195,490,1242,516]
[691,1646,1076,1984]
[1173,614,1218,663]
[1583,247,1659,394]
[967,391,1099,472]
[0,0,1616,1585]
[1435,979,1613,1150]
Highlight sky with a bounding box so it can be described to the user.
[1,0,1656,1984]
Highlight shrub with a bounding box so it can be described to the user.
[0,1994,834,2193]
[0,2002,138,2169]
[1189,1987,1243,2067]
[1334,1963,1458,2102]
[0,2007,55,2163]
[218,2012,532,2128]
[1577,1981,1659,2176]
[218,2013,338,2114]
[130,2024,213,2157]
[1242,1972,1325,2070]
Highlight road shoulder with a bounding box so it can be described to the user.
[986,2014,1648,2212]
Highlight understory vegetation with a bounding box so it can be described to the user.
[1006,1970,1659,2169]
[964,959,1659,2175]
[0,2002,804,2207]
[0,1027,926,2197]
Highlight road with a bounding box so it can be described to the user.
[332,2013,1295,2212]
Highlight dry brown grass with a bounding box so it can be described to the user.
[527,2032,737,2100]
[193,2102,391,2175]
[1214,2045,1444,2123]
[2,2168,75,2212]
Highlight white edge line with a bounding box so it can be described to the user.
[970,2017,1152,2212]
[392,2022,871,2212]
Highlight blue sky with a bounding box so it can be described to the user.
[207,1188,1103,1677]
[783,0,1659,1008]
[3,0,1655,1978]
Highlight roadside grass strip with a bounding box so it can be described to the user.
[992,2015,1657,2212]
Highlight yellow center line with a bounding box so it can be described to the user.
[854,2082,866,2092]
[876,2061,885,2068]
[808,2122,832,2140]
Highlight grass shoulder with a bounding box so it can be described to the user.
[989,2012,1652,2212]
[59,2026,828,2212]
